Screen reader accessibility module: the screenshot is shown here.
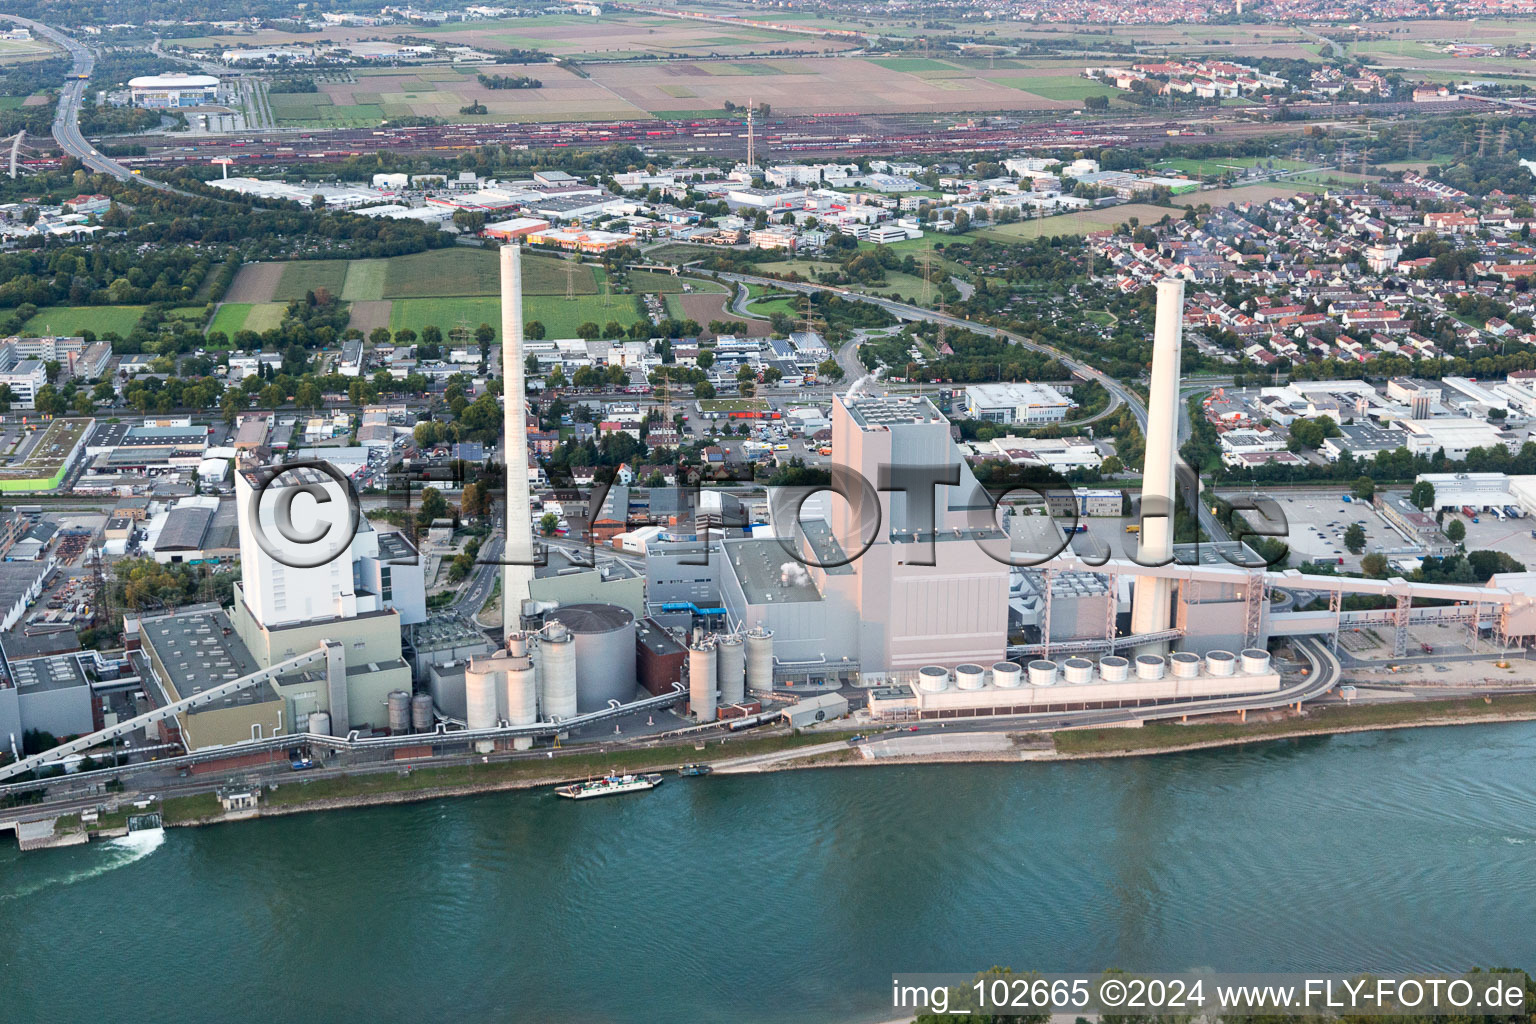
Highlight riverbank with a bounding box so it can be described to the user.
[124,692,1536,833]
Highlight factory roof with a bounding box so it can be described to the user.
[635,616,686,658]
[10,651,87,694]
[139,606,274,713]
[408,614,487,650]
[797,520,853,576]
[723,538,823,604]
[155,505,214,552]
[0,560,49,613]
[86,421,130,449]
[1,627,81,663]
[844,395,945,429]
[125,425,208,447]
[375,529,417,562]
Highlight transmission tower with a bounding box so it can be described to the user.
[1405,126,1420,158]
[745,98,755,168]
[563,257,578,301]
[1476,124,1491,158]
[918,249,936,306]
[1497,126,1510,157]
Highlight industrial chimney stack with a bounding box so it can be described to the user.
[1129,277,1185,648]
[500,244,536,642]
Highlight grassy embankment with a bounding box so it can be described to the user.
[1054,693,1536,755]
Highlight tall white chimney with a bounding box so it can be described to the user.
[500,244,536,642]
[1129,277,1184,645]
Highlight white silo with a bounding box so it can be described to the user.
[991,661,1022,689]
[1062,657,1095,685]
[1205,650,1237,677]
[690,641,718,722]
[1240,648,1271,674]
[717,634,746,707]
[307,710,331,737]
[955,664,986,690]
[1134,654,1166,680]
[745,627,774,694]
[917,665,949,692]
[1027,660,1058,686]
[1170,651,1202,679]
[502,647,538,751]
[540,624,578,723]
[1098,656,1130,682]
[465,659,501,731]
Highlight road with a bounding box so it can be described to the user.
[3,15,188,193]
[707,269,1231,544]
[454,534,502,619]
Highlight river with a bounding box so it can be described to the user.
[3,724,1535,1023]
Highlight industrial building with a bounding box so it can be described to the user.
[962,382,1075,425]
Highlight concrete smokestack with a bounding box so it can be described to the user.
[1129,277,1184,646]
[500,244,536,642]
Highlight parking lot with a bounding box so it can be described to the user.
[1453,511,1536,567]
[1259,493,1400,571]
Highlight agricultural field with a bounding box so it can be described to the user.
[0,37,55,63]
[388,296,503,342]
[19,305,146,338]
[1171,182,1330,207]
[315,64,646,124]
[972,204,1178,241]
[207,302,288,339]
[1154,155,1312,178]
[994,74,1117,102]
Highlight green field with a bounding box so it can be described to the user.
[389,297,502,343]
[340,258,388,301]
[208,302,288,338]
[995,75,1114,102]
[1155,155,1311,178]
[627,269,711,294]
[973,203,1175,241]
[273,261,349,301]
[20,305,146,337]
[381,248,597,298]
[268,91,385,127]
[167,306,206,322]
[526,293,644,339]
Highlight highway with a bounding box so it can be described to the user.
[707,268,1232,544]
[3,15,184,192]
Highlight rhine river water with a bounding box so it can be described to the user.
[3,723,1536,1023]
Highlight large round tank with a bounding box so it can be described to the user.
[745,627,774,694]
[1135,654,1166,680]
[410,693,434,733]
[955,663,986,690]
[690,643,718,722]
[1028,659,1058,686]
[991,661,1022,689]
[1098,655,1130,682]
[465,660,500,730]
[1062,657,1095,685]
[539,625,578,722]
[1205,650,1237,677]
[501,659,537,727]
[387,690,411,733]
[307,710,331,737]
[546,603,637,713]
[1241,648,1271,674]
[1170,651,1202,679]
[717,634,745,706]
[917,665,949,692]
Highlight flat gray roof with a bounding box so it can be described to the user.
[155,506,214,551]
[139,606,272,713]
[723,538,823,604]
[11,652,87,694]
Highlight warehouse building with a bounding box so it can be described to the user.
[963,382,1075,425]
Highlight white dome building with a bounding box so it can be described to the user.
[128,73,220,108]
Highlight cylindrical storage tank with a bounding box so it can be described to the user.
[307,710,331,737]
[465,661,500,730]
[690,643,718,723]
[1135,654,1166,680]
[545,603,637,713]
[501,660,537,727]
[1241,648,1271,674]
[1170,651,1202,679]
[717,634,746,706]
[1028,659,1058,687]
[1098,655,1130,682]
[539,626,578,722]
[410,693,434,733]
[1062,657,1095,685]
[1205,650,1237,677]
[746,627,774,694]
[387,690,411,734]
[955,663,986,690]
[991,661,1022,689]
[917,665,949,692]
